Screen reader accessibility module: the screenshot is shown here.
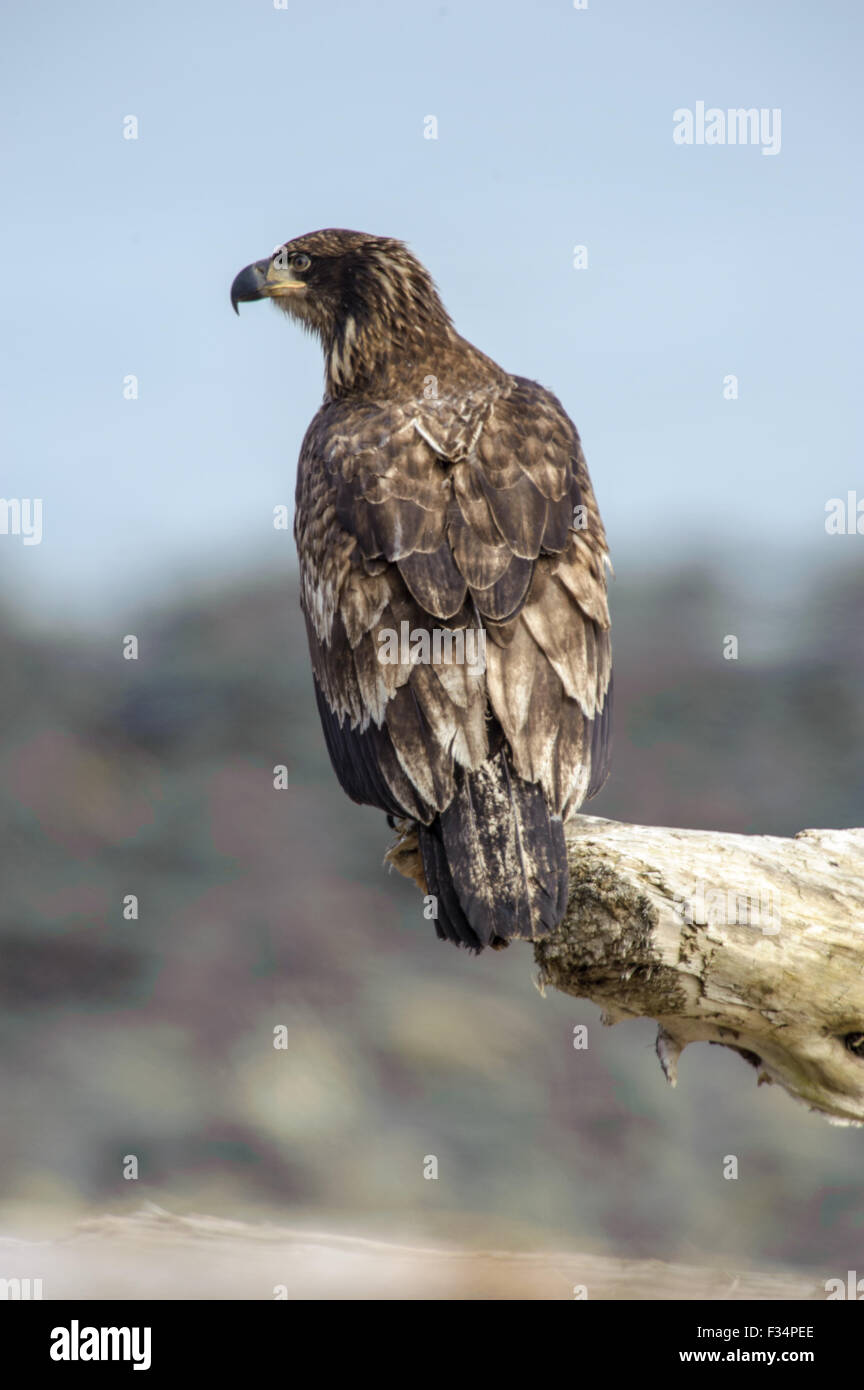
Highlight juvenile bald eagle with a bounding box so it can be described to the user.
[231,230,612,951]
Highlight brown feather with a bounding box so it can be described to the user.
[397,540,468,619]
[470,554,535,623]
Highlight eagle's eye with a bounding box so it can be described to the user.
[289,253,311,272]
[843,1032,864,1057]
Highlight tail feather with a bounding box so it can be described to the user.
[418,824,484,952]
[417,745,569,952]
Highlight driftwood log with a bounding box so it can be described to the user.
[389,814,864,1125]
[531,816,864,1127]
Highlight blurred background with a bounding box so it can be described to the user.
[1,0,862,1288]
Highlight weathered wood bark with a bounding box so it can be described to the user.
[534,816,864,1126]
[0,1207,825,1300]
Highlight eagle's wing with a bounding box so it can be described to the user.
[294,397,488,825]
[475,376,612,816]
[294,378,611,945]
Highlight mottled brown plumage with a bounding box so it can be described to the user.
[231,229,612,951]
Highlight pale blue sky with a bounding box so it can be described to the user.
[1,0,861,624]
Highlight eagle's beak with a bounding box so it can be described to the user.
[230,257,306,315]
[231,259,268,314]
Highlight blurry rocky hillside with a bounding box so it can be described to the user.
[1,560,863,1279]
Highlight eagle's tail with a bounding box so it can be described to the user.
[417,745,569,952]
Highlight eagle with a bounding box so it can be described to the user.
[231,230,612,952]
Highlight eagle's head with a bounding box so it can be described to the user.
[231,228,455,396]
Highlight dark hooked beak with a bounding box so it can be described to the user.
[230,259,270,315]
[231,255,309,315]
